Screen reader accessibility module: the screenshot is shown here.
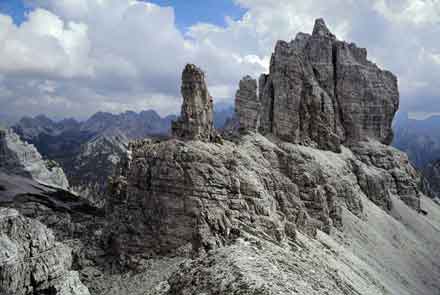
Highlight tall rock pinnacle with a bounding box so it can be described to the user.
[172,64,218,142]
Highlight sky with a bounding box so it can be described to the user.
[0,0,438,120]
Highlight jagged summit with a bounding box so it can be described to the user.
[236,18,398,152]
[312,18,336,39]
[172,63,220,142]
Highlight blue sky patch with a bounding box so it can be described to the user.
[0,0,246,29]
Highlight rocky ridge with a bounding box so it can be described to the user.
[0,18,438,295]
[102,19,436,295]
[0,128,69,189]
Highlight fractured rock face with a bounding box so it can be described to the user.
[255,18,399,151]
[0,207,90,295]
[172,64,218,142]
[235,76,260,132]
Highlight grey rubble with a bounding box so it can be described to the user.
[236,18,398,152]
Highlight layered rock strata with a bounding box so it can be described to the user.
[107,132,422,262]
[172,64,218,142]
[237,19,399,152]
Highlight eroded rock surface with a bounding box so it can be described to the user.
[0,207,90,295]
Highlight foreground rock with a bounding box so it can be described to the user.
[0,172,106,282]
[0,128,69,189]
[0,207,90,295]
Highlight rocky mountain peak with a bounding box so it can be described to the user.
[236,18,399,152]
[172,63,219,142]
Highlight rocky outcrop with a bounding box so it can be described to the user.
[172,64,218,142]
[0,207,90,295]
[235,76,260,132]
[240,19,398,152]
[0,128,69,189]
[106,131,423,264]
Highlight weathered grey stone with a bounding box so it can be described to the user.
[257,18,398,151]
[0,207,90,295]
[172,64,219,142]
[235,76,260,132]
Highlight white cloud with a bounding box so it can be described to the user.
[0,0,439,119]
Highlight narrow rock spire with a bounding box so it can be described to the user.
[172,64,218,142]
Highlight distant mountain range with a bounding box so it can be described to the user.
[392,111,440,168]
[12,110,177,206]
[10,106,235,206]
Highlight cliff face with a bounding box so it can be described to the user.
[236,19,399,152]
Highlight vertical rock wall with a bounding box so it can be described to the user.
[237,19,399,151]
